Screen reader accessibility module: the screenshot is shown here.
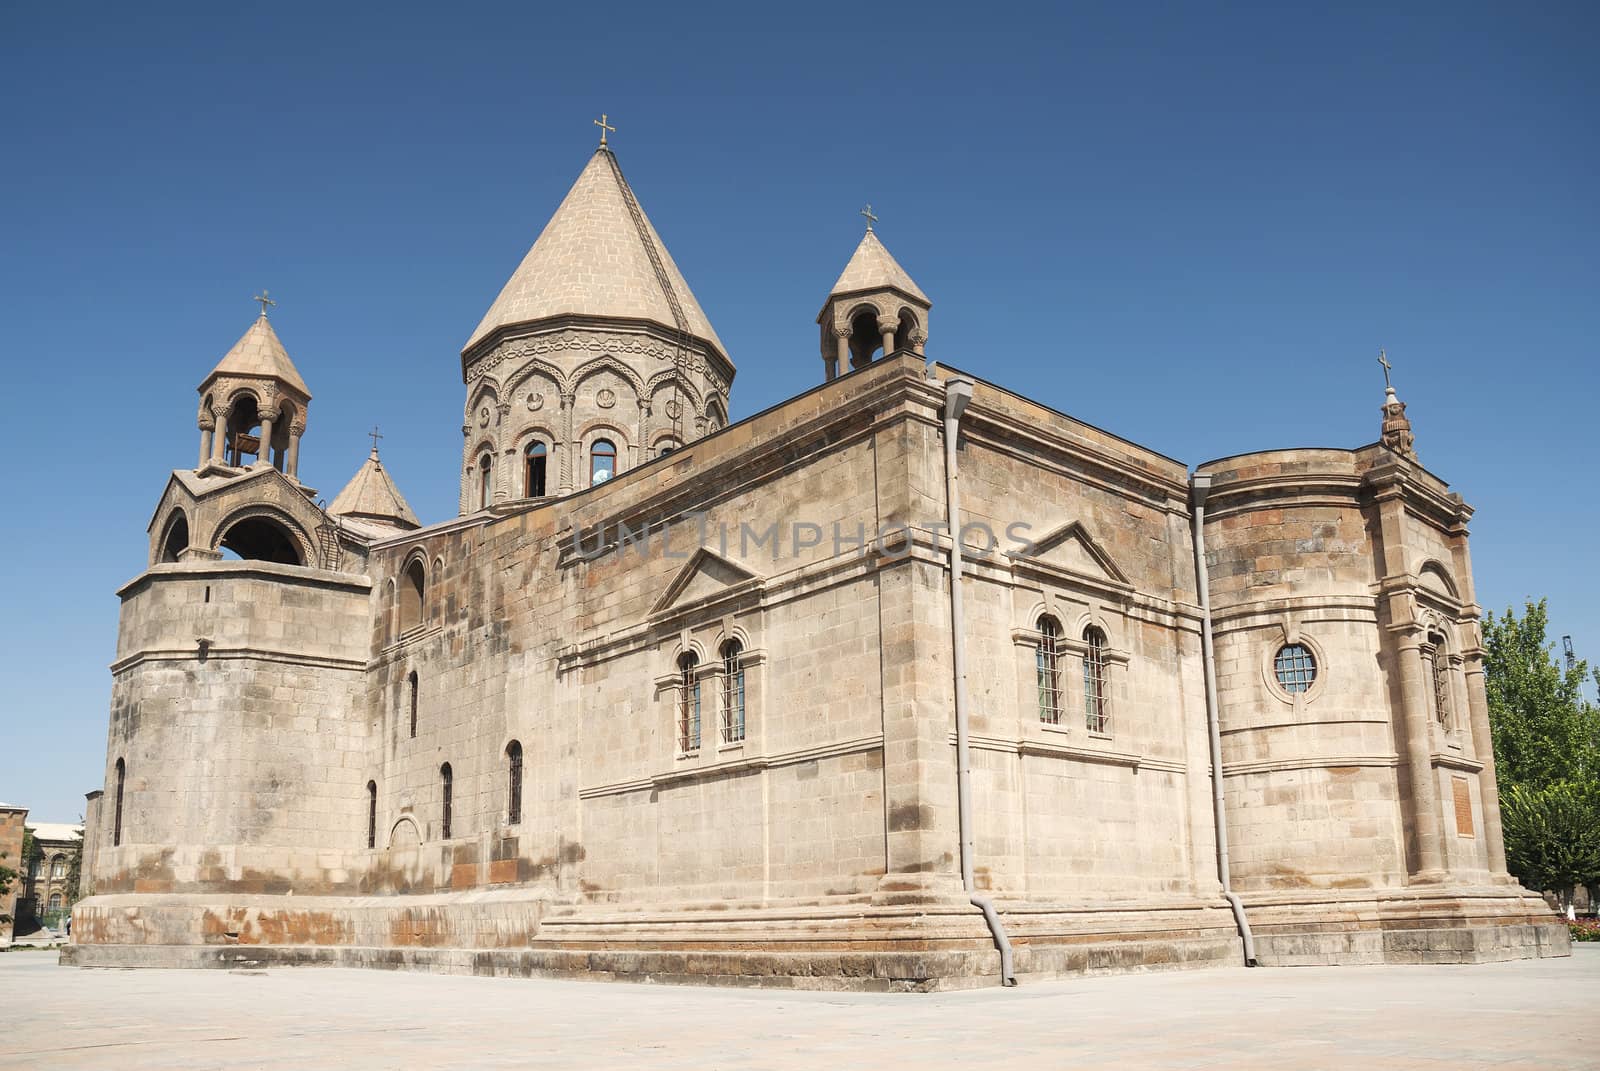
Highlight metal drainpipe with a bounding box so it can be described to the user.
[1190,472,1258,967]
[943,376,1018,986]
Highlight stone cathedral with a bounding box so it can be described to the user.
[66,135,1564,988]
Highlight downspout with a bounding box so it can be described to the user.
[942,376,1018,986]
[1190,472,1258,967]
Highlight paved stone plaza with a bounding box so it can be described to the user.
[3,948,1594,1069]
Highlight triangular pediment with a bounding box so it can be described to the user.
[651,548,762,615]
[1012,521,1129,585]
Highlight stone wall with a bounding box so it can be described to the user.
[89,561,371,896]
[0,806,24,945]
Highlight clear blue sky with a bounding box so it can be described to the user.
[1,3,1594,821]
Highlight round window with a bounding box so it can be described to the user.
[1273,643,1317,693]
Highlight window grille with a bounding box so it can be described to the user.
[440,763,453,840]
[1036,616,1064,723]
[1083,626,1110,733]
[113,758,125,847]
[1273,643,1317,694]
[1429,634,1452,725]
[408,671,418,738]
[678,652,701,752]
[721,640,746,743]
[506,741,523,824]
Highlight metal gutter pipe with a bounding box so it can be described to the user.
[1190,472,1258,967]
[942,376,1017,986]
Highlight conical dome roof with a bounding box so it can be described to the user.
[463,149,726,358]
[329,447,419,531]
[206,314,310,396]
[827,230,929,305]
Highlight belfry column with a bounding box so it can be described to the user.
[637,398,652,459]
[286,421,304,479]
[255,409,277,468]
[878,317,897,358]
[197,420,214,469]
[559,392,575,494]
[834,329,849,380]
[212,405,231,463]
[494,403,512,501]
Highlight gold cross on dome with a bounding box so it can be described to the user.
[593,113,616,148]
[860,203,878,231]
[1377,348,1393,389]
[253,290,276,317]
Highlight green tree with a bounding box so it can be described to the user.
[1484,600,1600,903]
[1485,600,1600,788]
[1501,782,1600,913]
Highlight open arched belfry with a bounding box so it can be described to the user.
[67,131,1564,989]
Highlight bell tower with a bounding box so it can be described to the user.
[817,208,931,381]
[196,293,312,482]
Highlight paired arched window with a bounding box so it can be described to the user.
[590,439,616,485]
[48,893,62,910]
[1035,616,1064,723]
[678,652,701,753]
[506,741,523,824]
[720,639,745,744]
[1082,626,1110,733]
[400,558,426,632]
[50,856,65,880]
[440,762,453,840]
[479,453,494,509]
[407,670,419,738]
[524,442,548,498]
[1428,631,1453,726]
[366,780,378,849]
[113,758,125,847]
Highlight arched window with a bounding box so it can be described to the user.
[479,453,493,509]
[113,758,125,847]
[48,893,62,910]
[440,762,453,840]
[506,741,523,824]
[678,652,701,753]
[50,856,65,880]
[1083,626,1110,734]
[399,558,425,632]
[1429,631,1452,726]
[407,670,419,738]
[366,780,378,849]
[524,442,548,498]
[1036,615,1063,724]
[160,512,189,563]
[590,439,616,485]
[720,639,745,744]
[217,514,303,565]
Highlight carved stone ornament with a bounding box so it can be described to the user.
[664,400,681,421]
[478,406,492,428]
[596,388,617,409]
[527,392,545,412]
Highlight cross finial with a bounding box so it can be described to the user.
[1377,348,1393,390]
[593,113,616,149]
[368,425,383,455]
[860,203,878,231]
[253,290,276,318]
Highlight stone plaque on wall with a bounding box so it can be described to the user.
[1452,776,1474,837]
